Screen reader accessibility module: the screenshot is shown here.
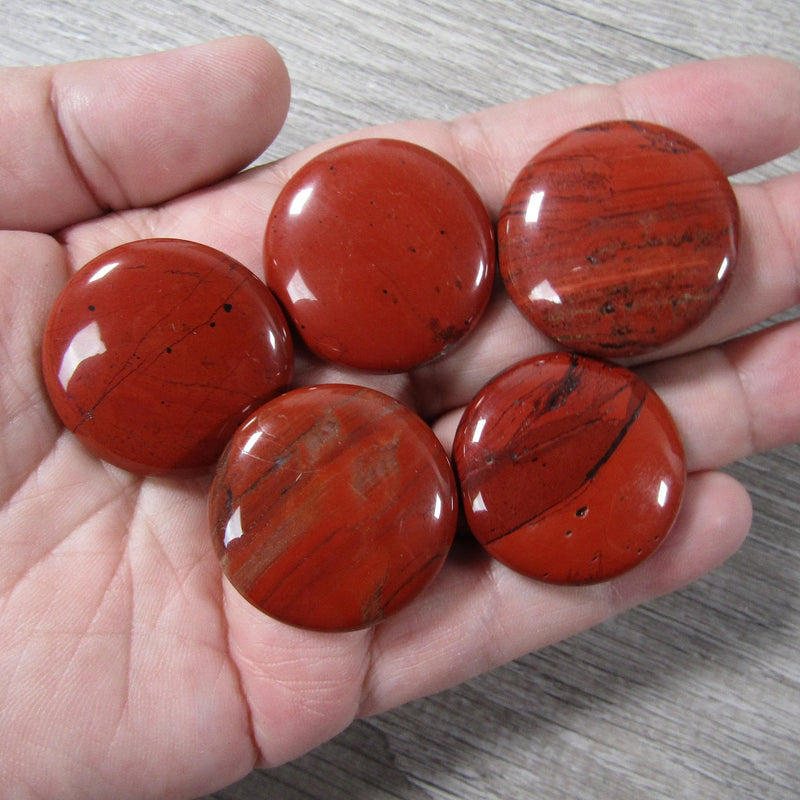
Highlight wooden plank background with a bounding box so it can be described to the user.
[1,1,798,798]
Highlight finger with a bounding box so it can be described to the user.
[60,55,800,394]
[357,470,751,716]
[412,169,800,419]
[394,57,800,414]
[447,55,800,217]
[703,175,800,345]
[65,55,800,256]
[0,36,290,233]
[638,317,800,471]
[258,56,800,218]
[431,316,800,475]
[620,174,800,365]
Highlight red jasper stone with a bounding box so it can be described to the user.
[209,384,458,631]
[265,138,495,372]
[498,120,739,357]
[42,238,293,474]
[453,352,685,584]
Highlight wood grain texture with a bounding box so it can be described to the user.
[1,1,798,799]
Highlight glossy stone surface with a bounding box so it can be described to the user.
[42,238,293,474]
[265,137,495,372]
[209,384,458,631]
[453,352,685,584]
[498,120,739,357]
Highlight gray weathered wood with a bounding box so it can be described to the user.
[1,1,798,798]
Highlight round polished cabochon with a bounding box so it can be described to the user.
[265,137,495,372]
[453,352,686,584]
[498,120,739,357]
[209,384,458,631]
[42,238,293,474]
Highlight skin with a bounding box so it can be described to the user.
[0,35,798,800]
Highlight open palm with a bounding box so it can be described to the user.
[1,37,798,800]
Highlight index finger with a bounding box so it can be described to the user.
[67,55,800,261]
[0,36,290,233]
[61,55,800,411]
[448,55,800,216]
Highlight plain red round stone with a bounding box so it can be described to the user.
[265,137,495,372]
[498,120,739,357]
[453,352,686,584]
[42,238,294,474]
[209,384,458,631]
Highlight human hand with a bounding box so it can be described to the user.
[1,37,798,800]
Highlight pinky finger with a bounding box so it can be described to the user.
[359,470,751,717]
[640,317,800,473]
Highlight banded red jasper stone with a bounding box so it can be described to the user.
[498,120,739,357]
[42,238,293,474]
[265,137,495,372]
[209,384,458,631]
[453,352,685,584]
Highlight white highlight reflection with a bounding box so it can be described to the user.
[286,269,318,305]
[716,257,730,282]
[656,480,669,508]
[433,493,443,521]
[529,279,562,305]
[224,506,245,547]
[242,430,262,456]
[288,186,314,216]
[87,260,121,283]
[524,190,545,224]
[472,491,488,514]
[471,417,487,444]
[475,259,488,287]
[57,321,107,391]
